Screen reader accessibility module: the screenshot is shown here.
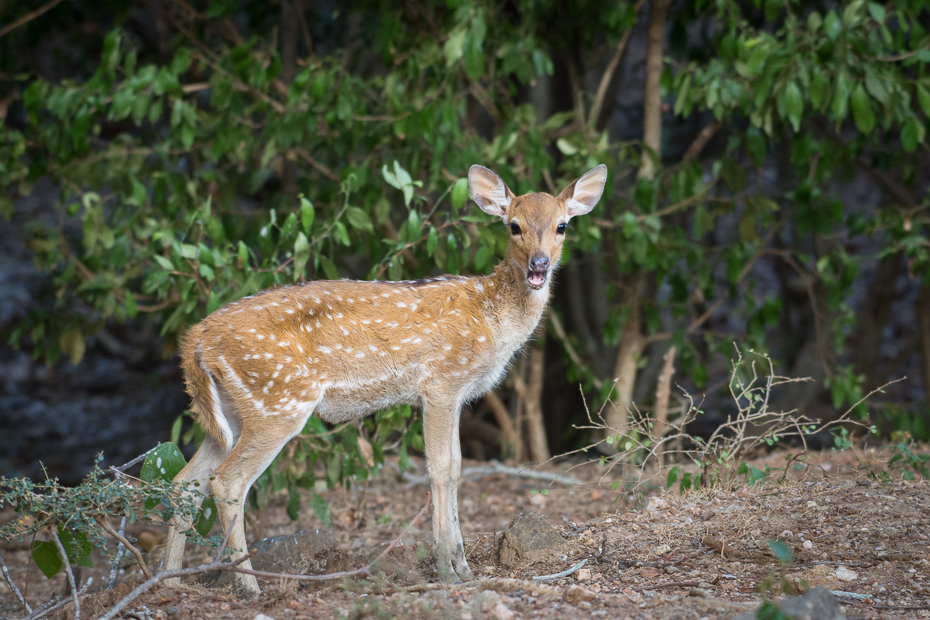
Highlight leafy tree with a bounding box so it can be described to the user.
[1,0,928,497]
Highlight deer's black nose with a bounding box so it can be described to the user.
[529,255,550,271]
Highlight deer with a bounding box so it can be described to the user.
[162,163,608,596]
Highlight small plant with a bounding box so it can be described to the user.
[0,448,219,585]
[888,441,930,480]
[753,539,804,619]
[575,348,887,493]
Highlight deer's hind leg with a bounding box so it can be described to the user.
[209,394,322,597]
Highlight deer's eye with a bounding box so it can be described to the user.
[556,223,567,235]
[510,222,522,236]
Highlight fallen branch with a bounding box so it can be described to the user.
[403,460,586,487]
[532,559,587,582]
[401,577,595,602]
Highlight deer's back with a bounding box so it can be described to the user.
[184,276,513,423]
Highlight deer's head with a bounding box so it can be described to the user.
[468,164,608,291]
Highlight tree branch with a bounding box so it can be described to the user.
[96,518,152,580]
[589,0,647,130]
[0,0,67,40]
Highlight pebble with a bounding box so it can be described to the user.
[803,540,813,549]
[575,568,592,581]
[835,566,858,582]
[490,603,514,620]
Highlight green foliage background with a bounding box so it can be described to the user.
[2,0,930,492]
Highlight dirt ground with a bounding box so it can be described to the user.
[2,445,929,620]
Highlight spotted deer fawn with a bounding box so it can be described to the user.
[162,164,608,595]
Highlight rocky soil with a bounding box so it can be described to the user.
[1,446,929,620]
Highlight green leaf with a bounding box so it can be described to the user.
[850,83,875,134]
[319,255,340,280]
[901,117,920,152]
[832,72,851,121]
[300,197,315,233]
[287,484,301,521]
[293,232,310,282]
[427,226,438,255]
[783,81,803,132]
[810,70,827,111]
[556,138,578,155]
[867,2,885,22]
[452,178,469,212]
[443,29,466,67]
[171,415,183,445]
[141,442,187,483]
[310,491,332,526]
[194,496,218,537]
[31,541,62,579]
[766,539,794,564]
[207,0,237,18]
[153,254,174,271]
[58,527,93,569]
[345,206,373,233]
[917,85,930,118]
[823,10,842,40]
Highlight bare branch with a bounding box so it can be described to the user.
[0,0,67,40]
[0,553,31,614]
[96,518,152,580]
[50,529,80,620]
[106,515,128,590]
[589,0,647,129]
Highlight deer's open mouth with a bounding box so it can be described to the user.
[527,267,548,289]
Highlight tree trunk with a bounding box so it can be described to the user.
[604,274,644,437]
[280,0,300,200]
[638,0,671,181]
[652,345,676,467]
[603,0,670,444]
[483,392,519,458]
[918,284,930,408]
[852,252,902,390]
[523,343,549,463]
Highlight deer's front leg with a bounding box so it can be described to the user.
[423,397,475,582]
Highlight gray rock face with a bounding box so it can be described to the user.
[497,508,567,566]
[732,588,845,620]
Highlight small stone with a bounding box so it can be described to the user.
[653,544,671,556]
[646,496,668,511]
[498,509,567,567]
[254,615,276,620]
[563,586,595,603]
[575,568,592,581]
[689,587,709,597]
[529,492,547,507]
[490,602,514,620]
[665,566,681,574]
[835,566,858,582]
[806,501,818,509]
[803,540,813,549]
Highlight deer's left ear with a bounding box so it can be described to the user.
[558,164,608,218]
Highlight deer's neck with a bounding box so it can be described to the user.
[483,255,551,344]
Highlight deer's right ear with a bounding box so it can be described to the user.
[468,165,514,217]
